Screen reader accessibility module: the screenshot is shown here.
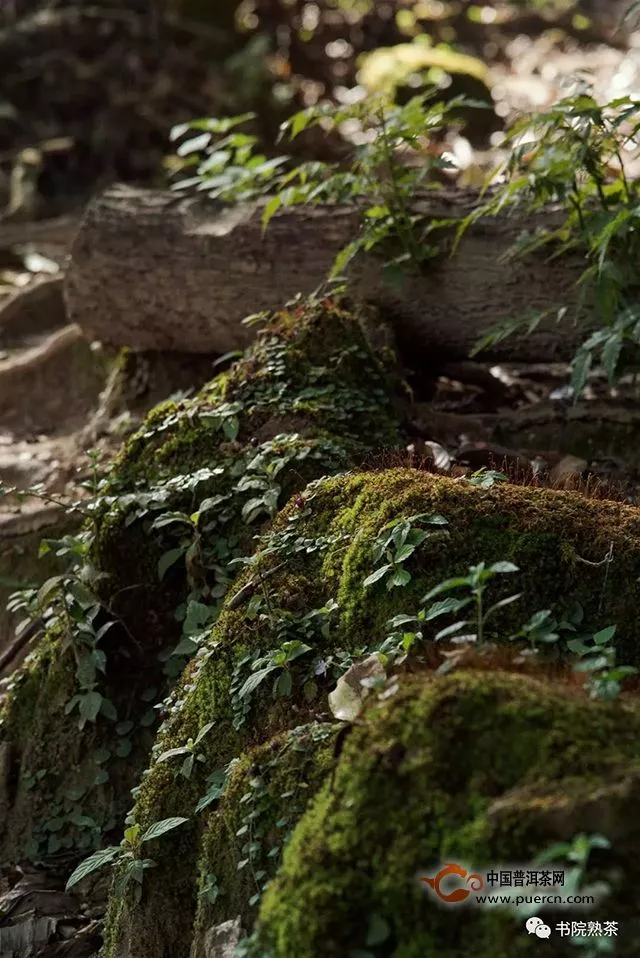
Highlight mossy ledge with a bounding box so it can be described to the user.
[104,466,640,958]
[255,669,640,957]
[0,297,404,868]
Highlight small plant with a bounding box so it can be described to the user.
[511,834,616,958]
[231,639,314,729]
[363,512,448,591]
[568,624,637,700]
[65,816,189,901]
[373,561,520,670]
[515,603,636,700]
[534,833,612,902]
[9,561,117,729]
[155,721,215,780]
[170,92,486,285]
[195,764,233,814]
[199,872,223,904]
[459,83,640,396]
[467,468,508,488]
[423,560,521,647]
[230,596,338,729]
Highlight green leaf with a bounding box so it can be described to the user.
[287,110,312,139]
[140,817,189,844]
[488,562,519,574]
[184,600,215,635]
[574,655,610,673]
[485,593,523,620]
[387,614,419,628]
[570,348,592,399]
[275,670,292,697]
[262,195,282,231]
[388,568,411,589]
[362,565,391,588]
[592,625,616,645]
[79,691,103,723]
[151,512,193,531]
[237,667,276,700]
[194,721,215,747]
[435,621,472,641]
[158,548,186,581]
[282,640,312,663]
[394,543,417,563]
[181,754,195,779]
[65,846,121,889]
[157,746,191,763]
[366,913,391,947]
[422,577,471,601]
[176,133,211,156]
[116,739,132,759]
[195,767,228,813]
[37,575,64,607]
[424,597,471,620]
[171,637,197,658]
[601,332,623,384]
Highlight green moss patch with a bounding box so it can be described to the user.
[255,670,640,957]
[105,465,640,957]
[0,297,404,875]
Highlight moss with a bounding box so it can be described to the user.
[110,297,401,490]
[0,628,154,864]
[89,297,403,658]
[190,721,339,956]
[255,670,640,957]
[315,469,640,657]
[0,298,406,928]
[104,465,640,958]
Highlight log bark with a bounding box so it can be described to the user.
[64,183,596,362]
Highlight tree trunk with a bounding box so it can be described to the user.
[64,183,594,362]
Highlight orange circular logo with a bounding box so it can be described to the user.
[421,864,484,903]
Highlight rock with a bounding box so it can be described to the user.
[0,325,109,435]
[202,917,243,958]
[328,653,386,722]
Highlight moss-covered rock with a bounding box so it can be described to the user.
[105,466,640,957]
[255,670,640,957]
[191,722,340,956]
[0,297,404,869]
[0,625,157,864]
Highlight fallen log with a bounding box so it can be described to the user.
[65,183,596,362]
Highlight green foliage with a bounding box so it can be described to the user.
[65,815,189,899]
[155,721,215,780]
[230,599,338,729]
[467,468,509,488]
[169,82,640,394]
[568,624,638,700]
[7,525,117,730]
[362,512,448,591]
[423,560,521,649]
[515,602,637,699]
[459,82,640,395]
[517,832,615,946]
[169,92,482,282]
